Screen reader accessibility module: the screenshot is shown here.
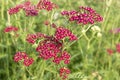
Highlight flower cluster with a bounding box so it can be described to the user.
[8,0,57,16]
[22,1,39,16]
[61,6,103,25]
[107,43,120,55]
[36,36,71,64]
[14,52,34,66]
[59,67,70,80]
[107,49,114,55]
[37,0,58,11]
[25,26,76,65]
[53,51,70,64]
[8,0,104,79]
[55,27,77,41]
[4,26,19,33]
[8,4,23,15]
[8,1,38,16]
[26,32,46,44]
[35,27,77,64]
[36,36,62,60]
[116,43,120,53]
[25,26,74,79]
[110,28,120,34]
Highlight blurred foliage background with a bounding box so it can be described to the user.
[0,0,120,80]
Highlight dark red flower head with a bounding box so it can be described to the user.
[116,43,120,53]
[14,52,34,66]
[55,27,77,41]
[36,36,62,60]
[59,67,70,80]
[14,52,28,62]
[4,26,19,33]
[61,6,103,25]
[26,32,46,44]
[107,48,114,55]
[23,57,34,66]
[37,0,58,11]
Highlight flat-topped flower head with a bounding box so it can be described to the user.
[59,67,70,80]
[116,43,120,53]
[26,32,46,44]
[61,6,103,25]
[8,4,23,15]
[53,51,71,64]
[14,52,28,62]
[107,48,114,55]
[14,52,34,66]
[24,5,38,16]
[4,26,19,33]
[37,0,58,11]
[55,27,77,41]
[36,36,62,60]
[110,28,120,34]
[23,57,34,66]
[8,1,38,16]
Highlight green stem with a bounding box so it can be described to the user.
[63,25,92,50]
[26,67,33,76]
[7,12,11,25]
[22,66,27,80]
[1,0,4,20]
[40,60,45,80]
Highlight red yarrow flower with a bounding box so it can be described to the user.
[23,57,34,66]
[14,52,34,66]
[59,67,70,80]
[55,27,77,41]
[8,1,38,16]
[4,26,19,33]
[22,1,39,16]
[61,6,103,25]
[26,32,46,44]
[8,4,23,15]
[14,52,28,62]
[27,25,76,65]
[36,36,62,60]
[44,20,50,26]
[53,51,71,64]
[36,36,71,64]
[116,43,120,53]
[106,48,114,55]
[37,0,58,11]
[110,28,120,34]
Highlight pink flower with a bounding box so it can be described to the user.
[44,20,50,25]
[37,0,58,11]
[59,67,70,80]
[22,1,39,16]
[55,27,77,41]
[26,32,46,44]
[23,2,38,16]
[8,5,23,15]
[14,52,28,62]
[26,26,76,65]
[53,51,71,64]
[116,43,120,53]
[4,26,19,33]
[14,52,34,66]
[106,48,114,55]
[61,6,103,25]
[110,28,120,34]
[8,1,38,16]
[51,23,57,28]
[23,57,34,66]
[36,36,62,60]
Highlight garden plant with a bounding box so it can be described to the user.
[0,0,120,80]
